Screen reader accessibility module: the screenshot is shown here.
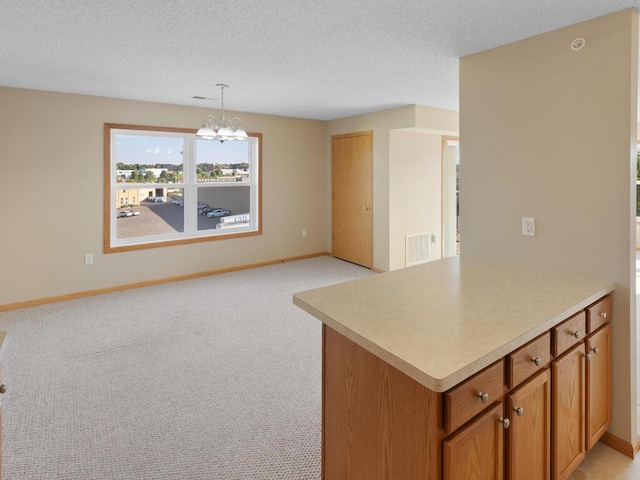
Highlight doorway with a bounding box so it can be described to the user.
[331,131,373,269]
[442,137,460,257]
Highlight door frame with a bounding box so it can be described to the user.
[441,136,460,258]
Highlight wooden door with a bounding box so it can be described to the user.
[331,131,373,268]
[443,402,505,480]
[507,369,551,480]
[551,344,586,480]
[585,324,612,450]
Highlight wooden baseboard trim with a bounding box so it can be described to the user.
[0,252,330,312]
[600,431,636,459]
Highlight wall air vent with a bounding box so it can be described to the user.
[406,233,430,266]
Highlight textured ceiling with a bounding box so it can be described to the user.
[1,0,639,120]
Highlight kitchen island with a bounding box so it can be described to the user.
[293,255,614,480]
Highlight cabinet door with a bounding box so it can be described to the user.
[586,323,611,450]
[443,402,505,480]
[552,344,586,480]
[507,369,550,480]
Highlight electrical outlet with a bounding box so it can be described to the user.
[522,217,536,237]
[84,253,94,265]
[302,228,307,237]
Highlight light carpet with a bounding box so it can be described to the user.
[0,256,373,479]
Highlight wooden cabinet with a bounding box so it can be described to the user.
[552,312,586,357]
[586,295,611,333]
[445,337,551,480]
[322,325,443,480]
[585,323,612,450]
[320,295,612,480]
[552,344,586,480]
[507,332,550,389]
[506,369,551,480]
[551,298,612,480]
[444,360,505,434]
[444,402,505,480]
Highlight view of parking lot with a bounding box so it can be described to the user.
[116,200,225,239]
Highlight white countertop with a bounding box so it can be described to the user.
[293,255,614,392]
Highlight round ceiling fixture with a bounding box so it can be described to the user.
[571,38,586,51]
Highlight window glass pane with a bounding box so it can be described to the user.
[114,135,184,184]
[116,187,184,239]
[196,139,250,184]
[197,186,251,232]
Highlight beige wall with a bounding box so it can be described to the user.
[0,87,328,306]
[389,130,444,270]
[327,105,458,271]
[460,9,638,443]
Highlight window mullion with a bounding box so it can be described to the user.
[184,135,196,234]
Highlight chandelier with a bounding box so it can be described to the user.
[196,84,248,143]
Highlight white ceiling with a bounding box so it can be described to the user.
[1,0,639,121]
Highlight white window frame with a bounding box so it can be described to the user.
[104,123,261,253]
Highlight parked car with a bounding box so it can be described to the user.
[173,198,184,205]
[199,207,212,215]
[207,208,230,218]
[117,210,140,218]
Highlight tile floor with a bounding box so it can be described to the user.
[569,442,640,479]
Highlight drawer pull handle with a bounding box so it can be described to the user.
[571,331,581,339]
[477,392,489,404]
[532,357,542,367]
[498,417,510,429]
[0,383,6,394]
[600,312,607,319]
[590,347,600,355]
[514,406,524,417]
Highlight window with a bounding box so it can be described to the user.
[104,124,261,252]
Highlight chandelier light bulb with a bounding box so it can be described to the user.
[196,84,248,143]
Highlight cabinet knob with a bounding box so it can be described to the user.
[0,383,6,394]
[600,312,607,319]
[532,357,542,367]
[514,406,524,417]
[498,417,510,429]
[590,347,600,355]
[571,331,581,339]
[477,392,489,404]
[582,353,591,360]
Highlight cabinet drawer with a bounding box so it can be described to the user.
[552,311,586,357]
[586,295,611,334]
[444,359,505,434]
[507,331,551,389]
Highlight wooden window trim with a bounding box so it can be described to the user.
[103,123,262,253]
